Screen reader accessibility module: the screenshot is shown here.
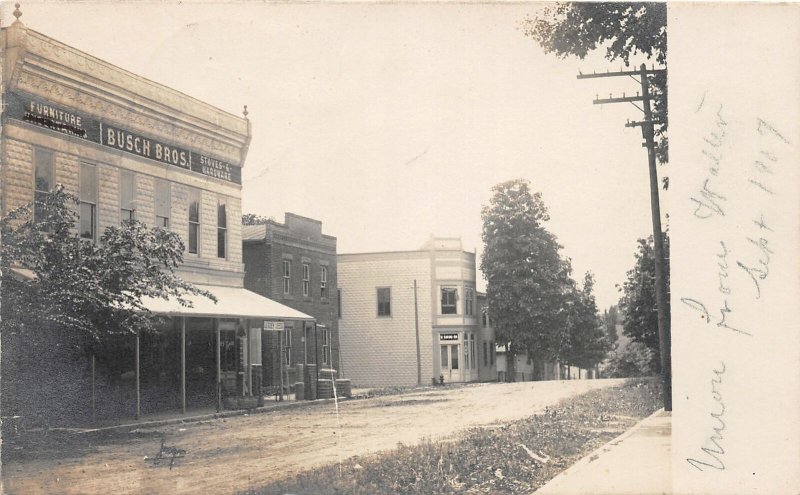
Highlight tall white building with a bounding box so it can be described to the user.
[337,237,495,388]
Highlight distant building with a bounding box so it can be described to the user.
[242,214,339,390]
[496,349,588,382]
[476,293,497,382]
[337,237,495,387]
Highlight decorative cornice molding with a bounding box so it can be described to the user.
[14,69,243,164]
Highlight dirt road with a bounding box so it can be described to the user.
[2,379,626,495]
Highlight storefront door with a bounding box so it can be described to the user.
[440,344,460,382]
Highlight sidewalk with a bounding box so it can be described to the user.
[534,409,671,495]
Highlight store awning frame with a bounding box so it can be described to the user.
[139,284,314,321]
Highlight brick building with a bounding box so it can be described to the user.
[0,11,311,422]
[337,237,495,388]
[242,213,340,390]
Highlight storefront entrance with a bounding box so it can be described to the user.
[440,343,460,382]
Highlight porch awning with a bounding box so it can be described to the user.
[140,284,313,321]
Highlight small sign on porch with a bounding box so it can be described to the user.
[263,321,285,331]
[439,333,459,341]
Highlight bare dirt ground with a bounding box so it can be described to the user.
[2,378,626,495]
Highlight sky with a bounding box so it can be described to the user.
[6,1,668,310]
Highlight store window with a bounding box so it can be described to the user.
[283,261,291,294]
[154,179,170,228]
[119,170,136,222]
[322,328,331,365]
[302,263,310,297]
[320,266,328,298]
[471,335,476,369]
[34,148,54,223]
[217,197,227,259]
[465,288,474,316]
[79,163,97,240]
[188,188,201,254]
[377,287,391,316]
[441,287,457,315]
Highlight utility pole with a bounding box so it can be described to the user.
[577,63,672,411]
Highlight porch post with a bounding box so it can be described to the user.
[215,319,221,412]
[181,316,186,414]
[135,330,140,419]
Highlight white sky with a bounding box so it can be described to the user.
[7,1,668,310]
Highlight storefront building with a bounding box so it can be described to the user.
[338,237,495,387]
[242,213,340,392]
[1,12,311,420]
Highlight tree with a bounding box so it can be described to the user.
[562,272,611,370]
[523,2,669,168]
[602,304,620,349]
[480,180,573,372]
[1,186,213,425]
[242,213,272,225]
[617,233,670,372]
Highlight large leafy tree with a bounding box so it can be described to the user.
[242,212,272,226]
[480,180,573,368]
[1,186,212,343]
[617,234,670,372]
[523,2,669,168]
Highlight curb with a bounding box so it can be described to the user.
[62,396,347,437]
[532,408,667,494]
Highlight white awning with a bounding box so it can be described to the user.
[140,284,313,321]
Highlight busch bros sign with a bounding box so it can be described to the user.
[6,92,242,184]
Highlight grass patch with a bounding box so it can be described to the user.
[242,378,662,495]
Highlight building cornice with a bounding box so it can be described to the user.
[3,25,250,165]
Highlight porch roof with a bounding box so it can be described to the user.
[140,284,313,321]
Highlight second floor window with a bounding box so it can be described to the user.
[465,288,474,316]
[377,287,391,316]
[217,198,227,259]
[79,163,97,240]
[302,263,310,297]
[34,148,54,223]
[337,288,342,318]
[119,171,136,222]
[188,188,200,254]
[283,261,291,294]
[320,266,328,298]
[441,287,457,315]
[155,180,170,228]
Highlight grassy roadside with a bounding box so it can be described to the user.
[242,378,662,495]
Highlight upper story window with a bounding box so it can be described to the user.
[188,188,201,254]
[377,287,391,317]
[283,260,291,294]
[217,197,227,259]
[302,262,310,297]
[482,311,488,328]
[441,287,457,315]
[119,170,136,223]
[320,266,328,298]
[79,163,97,241]
[34,148,54,222]
[337,288,342,318]
[465,288,474,316]
[155,180,170,228]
